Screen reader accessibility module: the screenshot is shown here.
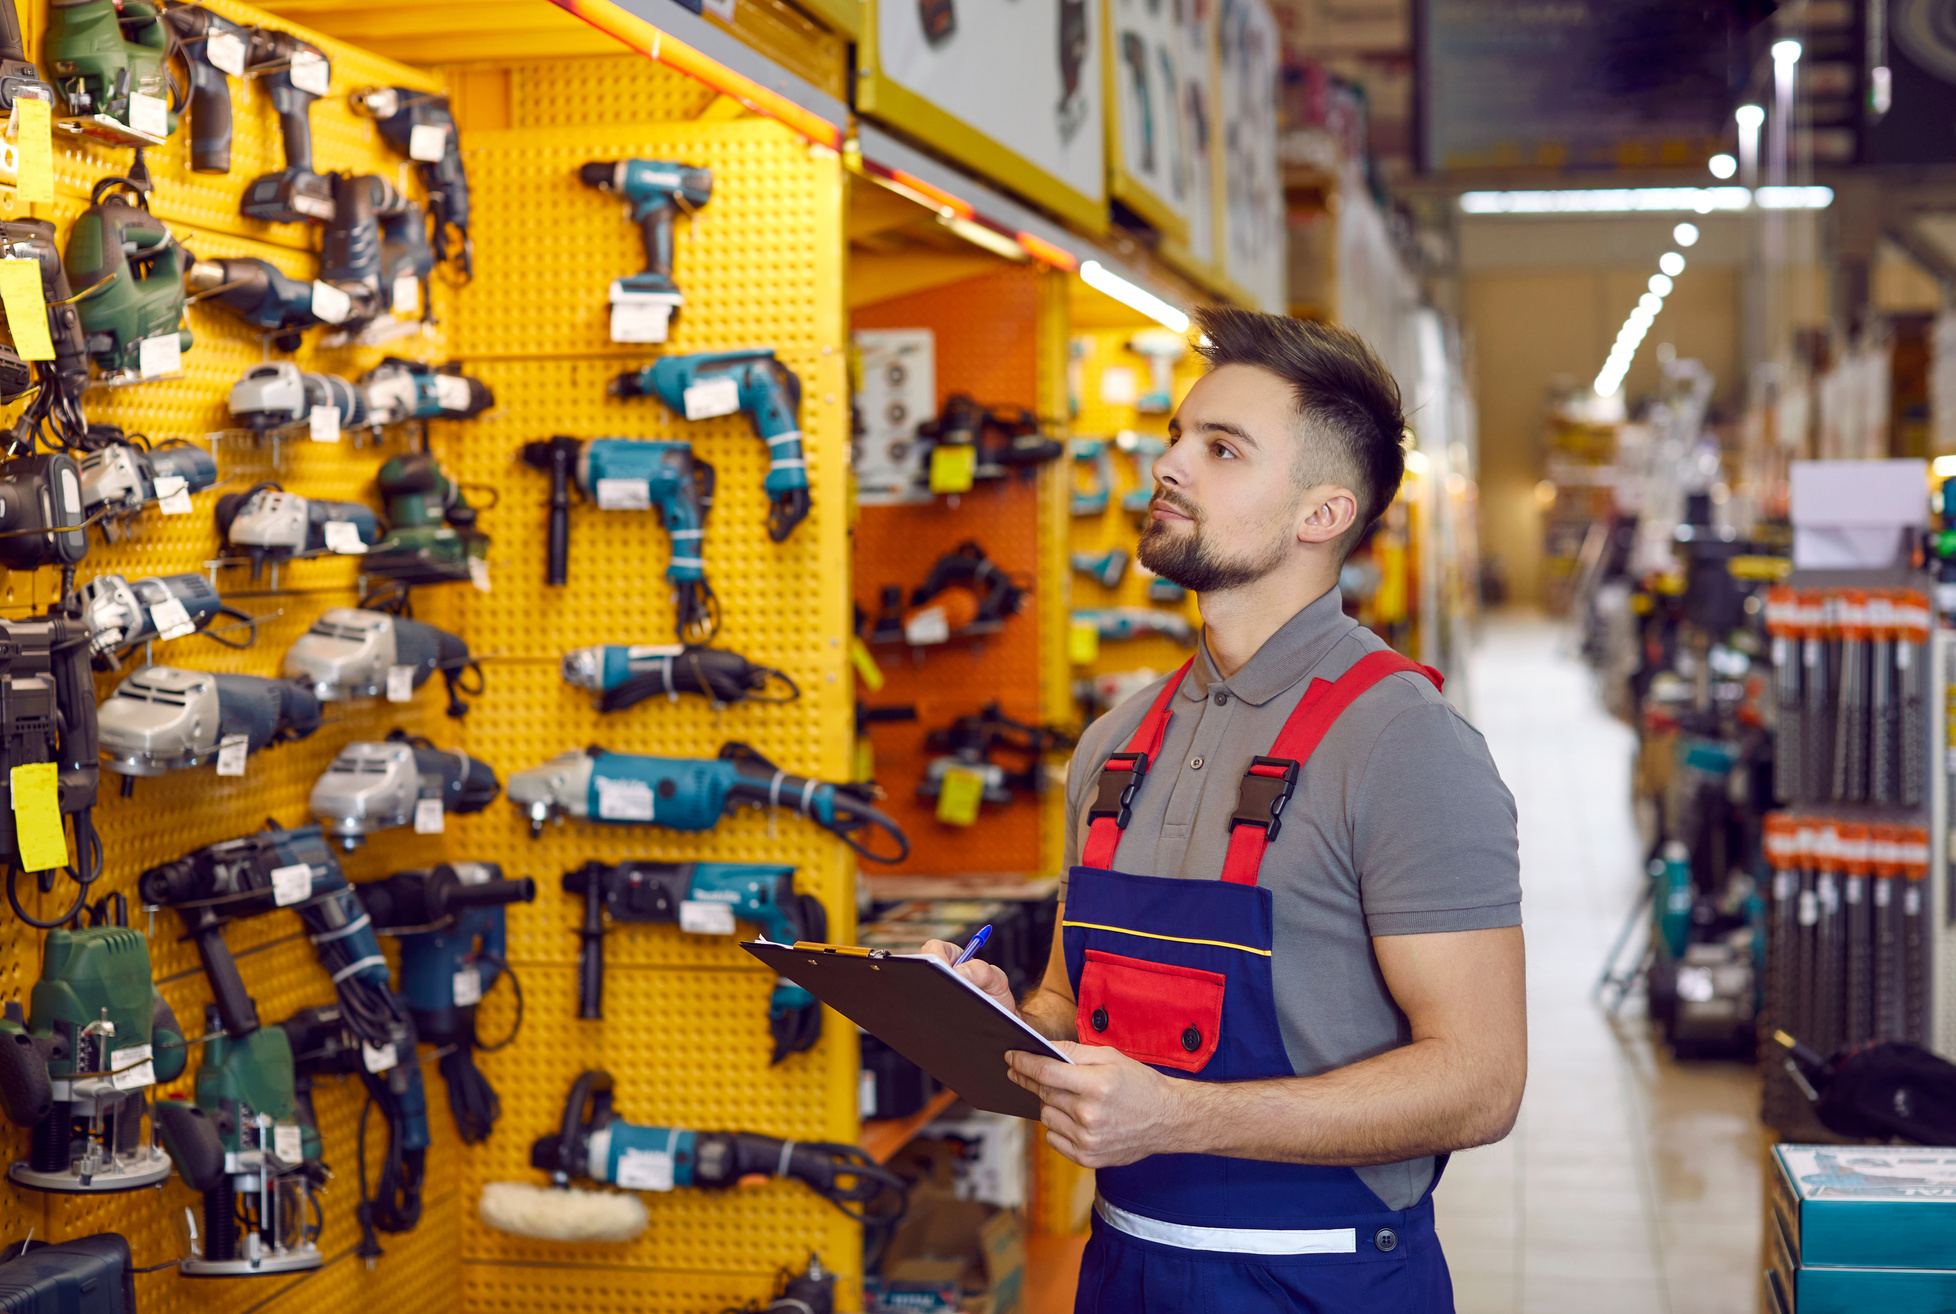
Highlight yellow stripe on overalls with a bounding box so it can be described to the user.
[1062,920,1274,957]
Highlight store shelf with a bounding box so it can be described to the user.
[860,1089,960,1163]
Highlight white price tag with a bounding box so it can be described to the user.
[110,1059,155,1090]
[294,192,334,220]
[408,123,448,162]
[273,1123,304,1164]
[614,1148,674,1191]
[469,556,491,593]
[361,1042,397,1073]
[678,900,737,936]
[1897,643,1914,670]
[207,30,247,78]
[594,478,652,510]
[111,1043,152,1071]
[154,474,192,515]
[413,797,445,833]
[904,605,951,646]
[138,333,180,378]
[1876,881,1893,907]
[1907,886,1923,915]
[433,373,471,412]
[859,1068,877,1118]
[595,776,655,822]
[310,404,342,444]
[682,375,741,420]
[392,274,419,316]
[386,664,415,702]
[452,966,482,1007]
[128,92,167,138]
[323,519,366,554]
[290,50,330,97]
[270,863,312,906]
[149,596,195,641]
[609,300,673,343]
[310,279,352,325]
[215,734,248,777]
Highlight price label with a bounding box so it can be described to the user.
[413,797,445,833]
[111,1043,152,1072]
[409,123,449,162]
[682,375,741,420]
[678,900,737,936]
[1897,642,1914,670]
[935,767,986,827]
[154,474,192,515]
[207,30,247,78]
[433,373,472,412]
[323,519,366,555]
[13,96,50,205]
[1068,617,1100,665]
[10,762,65,873]
[294,192,334,221]
[386,664,416,702]
[128,92,167,138]
[110,1059,155,1090]
[609,300,673,343]
[859,1069,877,1119]
[903,605,950,647]
[614,1148,674,1191]
[0,260,53,360]
[929,443,975,494]
[595,776,655,822]
[290,50,330,97]
[452,967,482,1007]
[149,596,195,641]
[469,556,491,593]
[270,863,312,906]
[310,280,352,324]
[594,478,652,510]
[215,734,249,777]
[138,333,180,378]
[361,1042,397,1073]
[1876,880,1893,907]
[1906,886,1923,915]
[310,404,342,444]
[392,274,419,316]
[273,1124,304,1164]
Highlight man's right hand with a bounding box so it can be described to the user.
[921,939,1021,1017]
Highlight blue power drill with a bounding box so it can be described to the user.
[563,859,826,1062]
[577,159,711,343]
[505,741,909,864]
[357,864,537,1144]
[610,350,811,543]
[521,435,716,639]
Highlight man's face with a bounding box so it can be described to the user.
[1137,363,1315,593]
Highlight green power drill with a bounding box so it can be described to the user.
[63,179,190,379]
[364,452,489,589]
[0,909,189,1194]
[45,0,176,147]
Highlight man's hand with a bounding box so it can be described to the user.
[1006,1043,1189,1168]
[920,939,1019,1017]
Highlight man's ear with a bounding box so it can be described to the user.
[1296,487,1358,548]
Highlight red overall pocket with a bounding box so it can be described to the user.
[1075,949,1224,1073]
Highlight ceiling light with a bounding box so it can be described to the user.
[1078,260,1190,333]
[1755,186,1835,209]
[1934,454,1956,478]
[1649,273,1674,296]
[1640,293,1663,312]
[1708,154,1737,180]
[1735,104,1765,130]
[1659,251,1685,276]
[1673,223,1699,247]
[1772,39,1802,67]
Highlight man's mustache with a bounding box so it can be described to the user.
[1149,487,1202,522]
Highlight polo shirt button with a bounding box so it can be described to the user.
[1091,1008,1108,1032]
[1180,1026,1201,1052]
[1213,693,1228,705]
[1190,757,1203,770]
[1374,1228,1398,1252]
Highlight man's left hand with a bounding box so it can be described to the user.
[1006,1043,1190,1168]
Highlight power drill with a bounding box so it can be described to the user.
[78,572,238,662]
[0,610,103,929]
[185,256,320,351]
[0,910,188,1194]
[318,173,411,330]
[282,606,482,718]
[63,180,191,378]
[1075,605,1194,645]
[577,158,711,342]
[564,860,825,1062]
[240,29,332,223]
[0,220,91,446]
[45,0,175,145]
[357,864,536,1143]
[561,641,798,712]
[611,350,810,542]
[360,358,494,426]
[160,3,245,173]
[1068,437,1114,515]
[215,482,381,578]
[1117,430,1168,512]
[0,0,53,118]
[76,435,217,542]
[309,730,499,849]
[506,741,909,863]
[227,361,370,433]
[1071,547,1127,588]
[364,451,489,588]
[520,436,716,638]
[352,86,473,281]
[97,667,319,784]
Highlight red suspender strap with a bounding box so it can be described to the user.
[1080,659,1197,870]
[1218,650,1444,886]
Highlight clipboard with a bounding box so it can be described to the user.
[741,940,1071,1120]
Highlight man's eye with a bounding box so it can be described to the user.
[1211,442,1235,459]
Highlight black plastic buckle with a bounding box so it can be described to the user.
[1230,756,1299,842]
[1087,751,1151,828]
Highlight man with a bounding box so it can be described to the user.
[926,307,1524,1311]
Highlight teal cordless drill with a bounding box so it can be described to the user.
[578,159,711,343]
[611,350,810,542]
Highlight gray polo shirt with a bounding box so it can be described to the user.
[1061,587,1521,1210]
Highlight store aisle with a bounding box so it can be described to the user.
[1435,616,1763,1314]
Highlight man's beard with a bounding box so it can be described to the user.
[1136,491,1289,594]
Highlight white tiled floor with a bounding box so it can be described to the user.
[1434,616,1764,1314]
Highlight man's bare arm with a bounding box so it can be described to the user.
[921,900,1078,1042]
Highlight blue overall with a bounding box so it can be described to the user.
[1063,653,1455,1313]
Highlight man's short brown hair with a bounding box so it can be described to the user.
[1191,306,1406,555]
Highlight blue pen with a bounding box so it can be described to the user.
[952,924,992,966]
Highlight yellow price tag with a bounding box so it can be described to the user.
[852,739,875,785]
[929,444,975,494]
[1068,618,1100,665]
[14,97,52,204]
[0,260,53,361]
[935,768,986,827]
[849,635,884,692]
[10,762,67,872]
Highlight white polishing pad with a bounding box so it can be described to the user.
[478,1181,649,1242]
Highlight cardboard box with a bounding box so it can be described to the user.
[877,1183,1026,1314]
[1772,1145,1956,1269]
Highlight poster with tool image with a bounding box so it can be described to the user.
[864,0,1105,228]
[853,329,936,506]
[1218,0,1283,311]
[1106,0,1195,243]
[1178,0,1217,270]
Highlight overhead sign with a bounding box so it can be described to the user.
[1219,0,1283,311]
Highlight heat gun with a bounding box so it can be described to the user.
[358,864,535,1144]
[76,437,216,542]
[611,350,811,542]
[578,158,711,342]
[46,0,174,145]
[352,86,472,281]
[283,606,482,718]
[364,450,490,588]
[563,860,825,1061]
[97,666,318,780]
[240,29,332,224]
[508,742,909,861]
[160,4,245,173]
[64,179,192,377]
[215,483,380,578]
[227,361,369,433]
[561,642,798,712]
[520,435,717,640]
[309,730,499,848]
[184,257,320,351]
